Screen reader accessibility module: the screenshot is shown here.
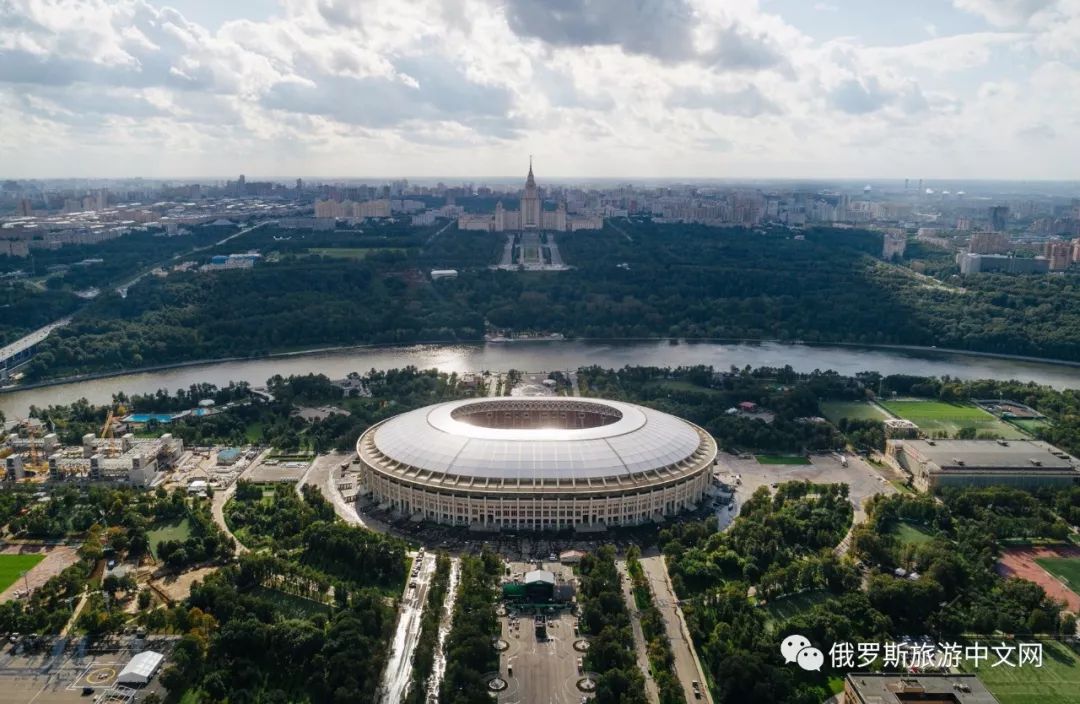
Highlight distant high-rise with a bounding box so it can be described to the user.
[296,178,303,191]
[16,198,31,216]
[989,205,1009,232]
[969,231,1009,254]
[1044,241,1072,271]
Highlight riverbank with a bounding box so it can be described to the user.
[4,338,1079,421]
[5,336,1080,396]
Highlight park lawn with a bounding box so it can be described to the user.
[148,518,192,560]
[1034,557,1080,594]
[756,455,811,465]
[250,586,331,618]
[880,399,1025,439]
[0,554,46,592]
[244,421,263,443]
[961,639,1080,704]
[891,521,935,546]
[649,380,723,396]
[820,400,888,423]
[308,247,404,260]
[763,590,830,628]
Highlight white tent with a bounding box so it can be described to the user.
[117,651,164,685]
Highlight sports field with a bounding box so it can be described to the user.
[0,554,46,592]
[755,455,811,465]
[961,639,1080,704]
[879,399,1025,438]
[1034,556,1080,594]
[148,518,192,560]
[998,545,1080,612]
[820,400,888,423]
[763,590,829,627]
[891,521,934,546]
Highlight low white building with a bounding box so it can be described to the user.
[117,650,164,685]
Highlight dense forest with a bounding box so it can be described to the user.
[662,483,1080,704]
[12,219,1080,380]
[0,284,81,345]
[578,545,649,704]
[439,551,503,704]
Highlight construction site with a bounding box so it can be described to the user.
[2,411,183,488]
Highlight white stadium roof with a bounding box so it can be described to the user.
[369,398,704,481]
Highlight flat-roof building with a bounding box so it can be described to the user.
[886,438,1079,491]
[843,673,999,704]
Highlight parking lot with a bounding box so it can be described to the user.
[498,561,587,704]
[0,636,174,704]
[714,451,899,524]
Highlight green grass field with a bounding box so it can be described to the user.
[756,455,811,465]
[648,380,723,396]
[820,400,888,423]
[148,518,192,559]
[961,639,1080,704]
[891,521,935,546]
[1034,557,1080,594]
[308,247,404,260]
[250,586,331,618]
[763,590,830,627]
[1010,418,1051,435]
[0,554,46,592]
[880,399,1026,438]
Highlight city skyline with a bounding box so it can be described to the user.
[3,0,1080,180]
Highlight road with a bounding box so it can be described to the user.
[616,560,661,704]
[639,554,713,704]
[547,234,565,267]
[115,220,270,296]
[58,587,90,638]
[498,610,582,704]
[423,218,456,247]
[380,552,437,704]
[208,448,270,555]
[296,451,395,532]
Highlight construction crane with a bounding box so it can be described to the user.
[13,416,48,479]
[100,409,116,440]
[99,405,127,457]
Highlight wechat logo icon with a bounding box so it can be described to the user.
[781,634,824,672]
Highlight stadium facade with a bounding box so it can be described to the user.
[355,398,717,530]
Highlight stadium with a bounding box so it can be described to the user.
[355,398,717,530]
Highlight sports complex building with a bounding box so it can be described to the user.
[355,398,717,530]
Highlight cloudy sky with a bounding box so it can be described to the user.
[1,0,1079,180]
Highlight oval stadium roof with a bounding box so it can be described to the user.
[368,398,705,481]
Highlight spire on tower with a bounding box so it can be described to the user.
[526,156,535,188]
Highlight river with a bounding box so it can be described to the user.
[2,340,1079,419]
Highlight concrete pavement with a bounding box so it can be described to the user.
[380,552,437,704]
[639,554,713,704]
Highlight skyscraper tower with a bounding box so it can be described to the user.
[520,157,540,230]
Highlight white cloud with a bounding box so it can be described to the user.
[0,0,1076,178]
